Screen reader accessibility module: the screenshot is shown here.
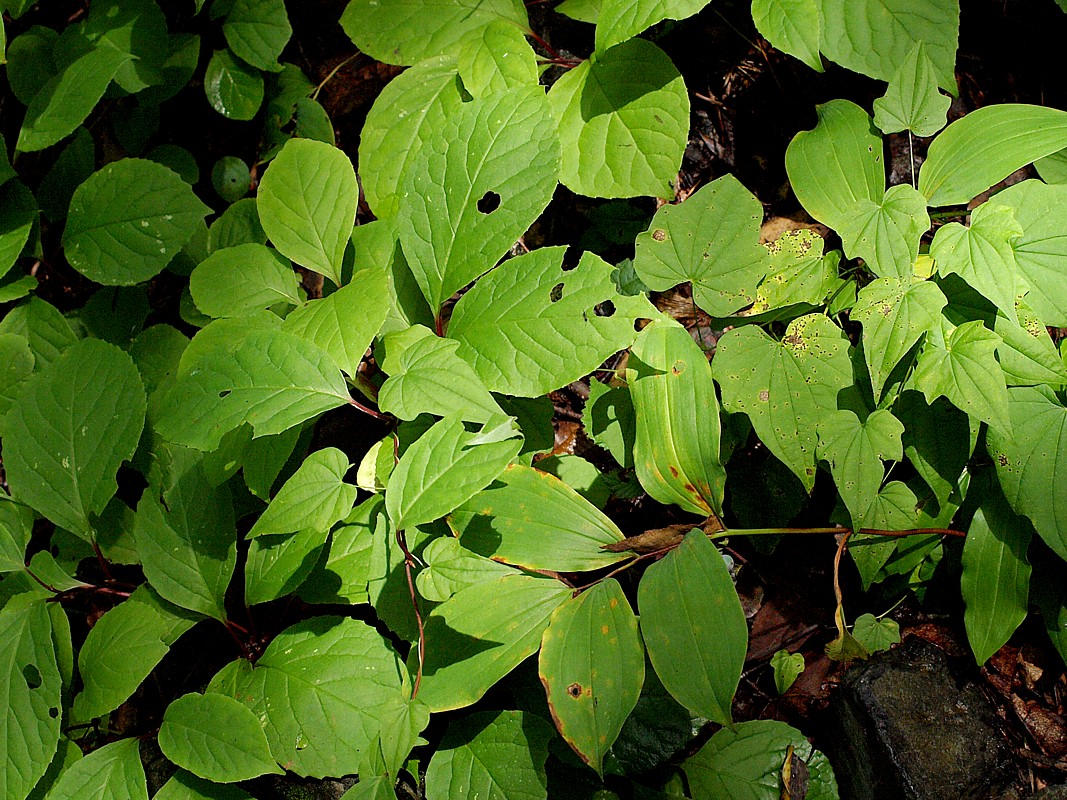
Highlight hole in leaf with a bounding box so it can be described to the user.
[23,664,42,689]
[219,390,231,398]
[567,682,582,698]
[550,283,564,303]
[477,191,501,213]
[595,300,616,317]
[48,707,59,718]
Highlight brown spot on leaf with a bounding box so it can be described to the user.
[652,228,666,241]
[668,465,680,478]
[759,389,769,401]
[568,683,582,698]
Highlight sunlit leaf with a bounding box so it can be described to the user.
[223,0,290,72]
[248,448,356,537]
[43,738,148,800]
[873,42,950,137]
[752,0,822,72]
[838,184,930,280]
[190,244,301,318]
[596,0,711,50]
[817,409,904,526]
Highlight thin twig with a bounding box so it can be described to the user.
[395,527,426,698]
[312,53,360,101]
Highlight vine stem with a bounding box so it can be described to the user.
[395,526,426,698]
[712,526,965,539]
[312,53,360,101]
[570,547,673,594]
[347,396,390,421]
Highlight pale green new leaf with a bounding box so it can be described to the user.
[770,650,805,695]
[713,314,853,490]
[838,184,930,279]
[223,0,291,72]
[638,530,747,725]
[595,0,711,50]
[0,596,61,800]
[539,580,643,775]
[852,277,946,399]
[749,229,838,313]
[632,175,769,316]
[873,42,950,137]
[752,0,822,72]
[63,159,211,286]
[245,528,328,605]
[386,414,522,531]
[987,385,1067,560]
[248,448,355,537]
[257,138,357,286]
[448,247,654,396]
[457,19,538,97]
[415,575,571,712]
[43,738,147,800]
[4,339,145,540]
[424,711,552,800]
[448,462,627,572]
[0,180,36,282]
[931,203,1023,320]
[0,495,33,573]
[159,693,282,782]
[190,244,301,318]
[340,0,528,66]
[398,85,560,313]
[628,317,726,515]
[912,319,1011,435]
[851,613,900,654]
[817,409,904,525]
[550,38,687,199]
[156,326,351,451]
[784,99,884,231]
[415,537,514,602]
[816,0,958,92]
[920,105,1067,207]
[1036,149,1067,184]
[379,325,505,423]
[73,586,198,721]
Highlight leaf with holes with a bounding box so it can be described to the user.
[633,175,769,316]
[448,463,628,572]
[257,138,357,287]
[3,339,145,540]
[749,229,838,313]
[63,159,211,285]
[817,409,904,526]
[873,42,950,137]
[223,0,290,72]
[44,737,148,800]
[190,244,301,318]
[713,314,853,491]
[752,0,822,72]
[398,85,559,313]
[549,38,688,199]
[838,184,930,280]
[248,448,356,537]
[449,247,654,397]
[992,301,1067,387]
[539,579,643,775]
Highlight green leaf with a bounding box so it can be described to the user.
[340,777,393,800]
[584,380,636,469]
[357,56,463,219]
[633,175,769,316]
[298,497,378,605]
[385,414,522,531]
[628,317,726,516]
[751,0,822,72]
[4,339,145,539]
[221,617,407,778]
[851,277,946,399]
[912,318,1011,435]
[449,247,652,396]
[204,48,263,120]
[770,650,805,695]
[399,86,559,313]
[873,42,950,137]
[0,333,34,438]
[247,448,356,537]
[931,203,1023,320]
[987,386,1067,560]
[223,0,290,72]
[595,0,710,50]
[838,184,930,280]
[993,300,1067,387]
[37,127,95,222]
[159,692,282,782]
[897,391,972,508]
[281,267,388,376]
[684,719,840,800]
[257,138,356,286]
[245,527,328,605]
[816,0,957,92]
[851,613,900,654]
[1036,149,1067,184]
[207,197,265,253]
[379,325,505,423]
[16,45,129,152]
[849,481,919,587]
[638,530,747,725]
[190,244,301,318]
[920,105,1067,207]
[549,38,688,199]
[425,711,552,800]
[713,314,853,491]
[0,180,36,282]
[340,0,528,66]
[457,19,538,97]
[155,770,255,800]
[43,738,148,800]
[415,537,514,602]
[749,229,838,313]
[817,409,904,526]
[73,586,198,721]
[0,597,61,799]
[81,0,169,93]
[448,462,627,571]
[784,99,884,231]
[5,25,58,107]
[416,574,571,712]
[539,579,643,774]
[535,454,611,508]
[63,158,211,286]
[156,325,351,451]
[0,297,77,370]
[0,495,33,573]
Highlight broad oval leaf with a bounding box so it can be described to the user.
[538,579,644,774]
[448,462,627,572]
[43,737,148,800]
[596,0,711,51]
[245,528,327,606]
[457,19,538,97]
[190,244,301,318]
[222,0,291,72]
[549,38,688,199]
[0,295,78,369]
[4,339,146,539]
[247,447,356,537]
[752,0,822,72]
[257,138,357,286]
[155,770,255,800]
[638,529,747,725]
[920,105,1067,207]
[159,693,282,783]
[416,574,572,712]
[63,158,211,286]
[204,48,263,120]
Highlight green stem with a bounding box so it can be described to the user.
[710,526,965,539]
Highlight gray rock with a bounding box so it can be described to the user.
[824,636,1017,800]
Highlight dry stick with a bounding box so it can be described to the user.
[395,526,426,698]
[832,530,852,611]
